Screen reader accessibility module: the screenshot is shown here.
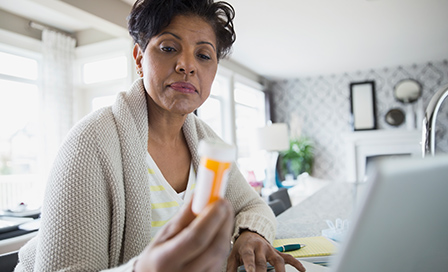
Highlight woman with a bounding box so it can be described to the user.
[16,0,305,271]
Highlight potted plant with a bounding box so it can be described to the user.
[278,137,314,179]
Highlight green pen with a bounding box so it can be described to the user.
[274,243,306,252]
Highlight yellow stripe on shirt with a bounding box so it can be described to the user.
[151,220,168,227]
[150,185,165,192]
[148,168,155,174]
[151,201,179,209]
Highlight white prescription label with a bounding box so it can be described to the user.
[192,165,214,214]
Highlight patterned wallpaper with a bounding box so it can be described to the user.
[270,60,448,182]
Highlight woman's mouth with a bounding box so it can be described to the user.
[169,82,197,94]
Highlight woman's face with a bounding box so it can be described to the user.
[134,15,218,116]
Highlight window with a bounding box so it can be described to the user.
[234,81,266,158]
[75,39,134,118]
[0,49,43,210]
[197,77,228,140]
[0,39,133,210]
[82,55,128,84]
[196,70,267,179]
[79,54,130,115]
[92,94,118,112]
[0,52,38,80]
[198,95,223,137]
[0,80,39,175]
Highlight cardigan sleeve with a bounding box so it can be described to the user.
[226,163,277,243]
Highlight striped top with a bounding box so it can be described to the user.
[146,153,196,238]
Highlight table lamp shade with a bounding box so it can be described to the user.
[256,123,289,151]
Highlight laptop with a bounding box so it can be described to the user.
[285,154,448,272]
[327,154,448,272]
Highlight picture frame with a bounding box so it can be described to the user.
[350,81,377,131]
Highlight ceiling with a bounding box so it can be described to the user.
[226,0,448,79]
[1,0,447,80]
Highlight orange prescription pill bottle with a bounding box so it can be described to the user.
[192,139,236,215]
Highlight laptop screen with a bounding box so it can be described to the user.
[330,155,448,272]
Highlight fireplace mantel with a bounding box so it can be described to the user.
[343,130,421,182]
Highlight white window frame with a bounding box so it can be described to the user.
[74,38,135,121]
[0,30,45,211]
[234,75,266,156]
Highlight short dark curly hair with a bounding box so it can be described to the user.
[127,0,236,60]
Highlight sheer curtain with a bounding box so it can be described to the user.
[41,29,76,172]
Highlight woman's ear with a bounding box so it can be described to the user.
[133,43,143,76]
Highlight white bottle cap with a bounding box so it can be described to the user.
[198,139,236,162]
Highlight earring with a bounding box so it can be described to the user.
[137,70,142,77]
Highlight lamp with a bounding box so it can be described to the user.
[256,123,289,196]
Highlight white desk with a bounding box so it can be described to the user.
[286,174,330,206]
[276,181,366,239]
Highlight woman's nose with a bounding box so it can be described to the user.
[175,53,196,75]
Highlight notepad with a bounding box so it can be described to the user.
[273,236,337,258]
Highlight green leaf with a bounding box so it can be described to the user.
[279,137,314,178]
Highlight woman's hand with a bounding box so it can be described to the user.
[226,230,306,272]
[135,198,234,272]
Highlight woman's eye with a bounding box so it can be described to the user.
[161,46,176,53]
[198,54,211,60]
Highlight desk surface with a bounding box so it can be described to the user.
[275,181,366,239]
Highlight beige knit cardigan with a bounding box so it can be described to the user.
[15,79,276,271]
